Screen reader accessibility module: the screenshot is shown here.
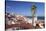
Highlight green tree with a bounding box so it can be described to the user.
[31,4,37,28]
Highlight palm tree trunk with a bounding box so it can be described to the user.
[32,10,35,28]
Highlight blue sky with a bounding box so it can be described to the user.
[6,1,45,16]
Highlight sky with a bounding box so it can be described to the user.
[6,1,45,16]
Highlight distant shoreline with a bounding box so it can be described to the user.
[25,16,45,20]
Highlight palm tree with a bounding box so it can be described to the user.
[31,3,37,28]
